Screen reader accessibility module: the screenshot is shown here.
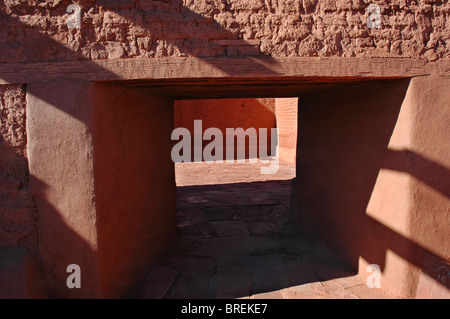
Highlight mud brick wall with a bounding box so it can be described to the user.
[0,84,37,254]
[0,0,448,63]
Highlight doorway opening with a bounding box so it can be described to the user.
[26,73,443,299]
[132,96,364,299]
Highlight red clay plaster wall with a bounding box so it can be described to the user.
[26,81,176,298]
[92,83,176,298]
[1,1,448,63]
[174,98,276,161]
[27,81,101,298]
[363,75,450,298]
[275,97,298,164]
[294,76,449,298]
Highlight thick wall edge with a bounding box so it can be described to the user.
[91,83,177,298]
[26,81,100,298]
[25,81,178,298]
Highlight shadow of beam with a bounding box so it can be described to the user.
[0,1,279,82]
[382,149,450,198]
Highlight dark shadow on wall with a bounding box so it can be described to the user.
[0,147,37,251]
[363,148,450,294]
[0,85,43,298]
[26,176,98,298]
[91,82,178,298]
[382,149,450,199]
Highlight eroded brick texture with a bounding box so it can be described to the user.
[0,0,448,62]
[0,84,37,253]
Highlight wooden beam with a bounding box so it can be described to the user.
[0,57,448,85]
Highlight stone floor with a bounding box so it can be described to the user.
[133,160,401,299]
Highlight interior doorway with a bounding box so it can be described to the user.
[27,77,419,299]
[131,96,370,299]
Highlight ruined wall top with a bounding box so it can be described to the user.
[0,0,448,63]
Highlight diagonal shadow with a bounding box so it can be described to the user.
[361,148,449,294]
[3,2,448,298]
[382,149,449,199]
[0,0,279,89]
[294,78,450,297]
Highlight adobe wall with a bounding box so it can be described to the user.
[26,81,176,298]
[0,84,37,254]
[294,75,449,298]
[0,0,448,299]
[1,0,448,62]
[174,98,276,161]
